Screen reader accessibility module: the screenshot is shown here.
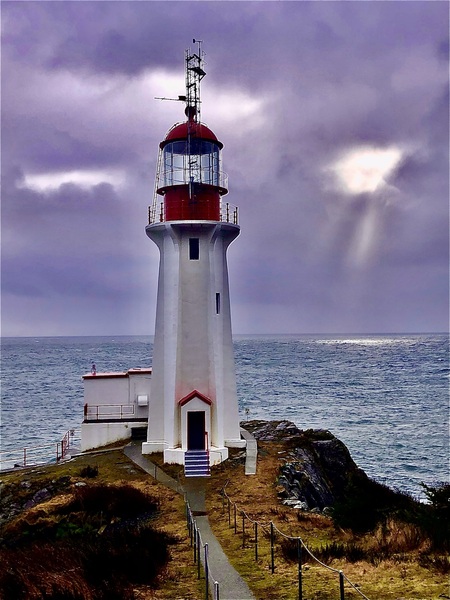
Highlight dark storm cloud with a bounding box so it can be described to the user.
[1,1,448,335]
[2,170,134,295]
[2,117,135,173]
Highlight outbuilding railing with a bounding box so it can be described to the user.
[83,403,136,421]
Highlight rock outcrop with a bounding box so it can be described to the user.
[243,420,367,512]
[0,475,72,527]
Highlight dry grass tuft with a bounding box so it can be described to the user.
[202,440,450,600]
[1,444,447,600]
[0,451,204,600]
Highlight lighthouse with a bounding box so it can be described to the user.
[142,43,244,469]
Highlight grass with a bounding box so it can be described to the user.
[201,442,450,600]
[1,443,448,599]
[0,450,204,600]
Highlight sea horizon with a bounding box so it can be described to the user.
[1,333,448,499]
[2,331,448,340]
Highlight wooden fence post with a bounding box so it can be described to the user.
[297,538,303,600]
[339,570,345,600]
[270,522,275,574]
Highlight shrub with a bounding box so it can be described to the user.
[332,473,416,533]
[372,516,427,554]
[79,464,99,478]
[315,542,367,563]
[83,526,175,586]
[416,482,450,551]
[280,538,367,564]
[418,552,450,574]
[58,483,159,521]
[0,484,174,600]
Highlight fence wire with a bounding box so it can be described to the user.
[221,480,371,600]
[186,502,220,600]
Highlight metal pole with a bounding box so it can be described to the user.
[193,523,197,561]
[270,522,275,574]
[255,522,258,561]
[339,571,345,600]
[234,504,237,534]
[197,529,201,579]
[297,538,303,600]
[214,581,219,600]
[228,498,231,526]
[204,543,209,600]
[242,512,245,548]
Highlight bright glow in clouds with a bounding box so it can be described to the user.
[331,146,403,194]
[22,169,125,190]
[150,71,264,126]
[321,145,405,267]
[204,89,264,126]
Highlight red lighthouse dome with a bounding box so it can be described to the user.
[163,119,222,147]
[156,111,228,222]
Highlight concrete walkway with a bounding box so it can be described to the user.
[123,443,255,600]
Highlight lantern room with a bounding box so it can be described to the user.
[155,115,228,221]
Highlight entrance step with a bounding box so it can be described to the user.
[184,450,210,477]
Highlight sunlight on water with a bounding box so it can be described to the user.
[315,337,415,346]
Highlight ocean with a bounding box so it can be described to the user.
[1,334,448,499]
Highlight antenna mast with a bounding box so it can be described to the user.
[185,39,206,122]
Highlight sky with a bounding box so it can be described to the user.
[1,1,449,337]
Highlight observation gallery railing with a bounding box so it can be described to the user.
[148,201,239,225]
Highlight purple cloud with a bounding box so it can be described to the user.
[1,1,448,335]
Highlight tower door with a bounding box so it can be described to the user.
[187,411,205,450]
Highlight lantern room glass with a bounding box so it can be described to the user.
[162,140,221,187]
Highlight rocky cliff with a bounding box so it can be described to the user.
[243,420,368,512]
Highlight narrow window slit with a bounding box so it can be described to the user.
[189,238,199,260]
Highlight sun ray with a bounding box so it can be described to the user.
[330,146,403,195]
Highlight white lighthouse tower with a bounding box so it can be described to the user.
[142,43,243,470]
